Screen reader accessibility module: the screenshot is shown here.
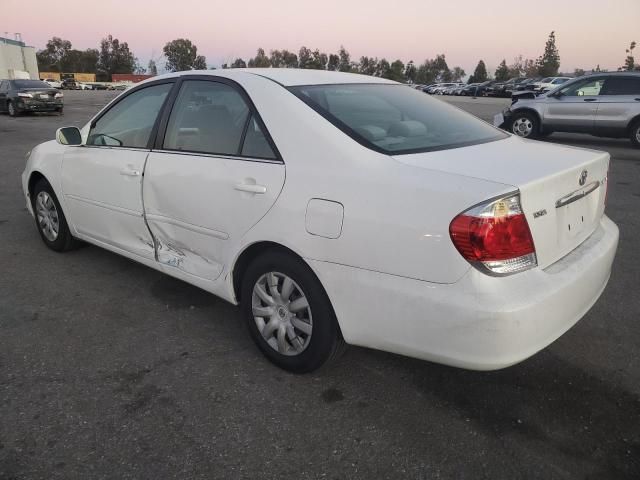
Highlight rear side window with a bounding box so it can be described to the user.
[12,80,51,89]
[560,78,604,96]
[601,77,640,95]
[88,83,172,148]
[290,84,507,154]
[163,80,250,156]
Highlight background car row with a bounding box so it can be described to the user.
[41,78,127,91]
[414,76,572,97]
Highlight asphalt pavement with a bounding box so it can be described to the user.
[1,91,639,479]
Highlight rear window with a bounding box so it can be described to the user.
[290,84,507,154]
[12,80,51,89]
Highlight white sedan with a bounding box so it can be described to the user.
[22,69,618,373]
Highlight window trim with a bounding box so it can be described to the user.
[86,78,177,151]
[288,83,508,155]
[154,75,283,164]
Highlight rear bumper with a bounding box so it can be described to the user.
[16,100,62,112]
[310,215,618,370]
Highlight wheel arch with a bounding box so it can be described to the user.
[232,241,308,304]
[628,114,640,132]
[28,171,48,198]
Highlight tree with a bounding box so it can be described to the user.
[163,38,207,72]
[230,58,247,68]
[404,60,417,83]
[36,37,72,72]
[381,59,405,82]
[536,31,560,77]
[148,59,158,76]
[450,66,465,82]
[358,56,378,76]
[97,35,136,80]
[471,60,488,83]
[338,46,352,72]
[622,41,636,71]
[327,54,339,71]
[247,48,271,68]
[134,60,146,74]
[298,47,327,70]
[495,59,509,81]
[573,68,585,77]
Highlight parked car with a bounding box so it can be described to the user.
[430,83,461,95]
[495,72,640,147]
[77,82,93,90]
[22,69,618,373]
[502,78,531,97]
[513,77,542,92]
[531,76,571,93]
[0,79,64,116]
[90,83,108,90]
[458,83,480,96]
[469,80,497,96]
[60,79,79,90]
[442,83,466,95]
[42,78,62,89]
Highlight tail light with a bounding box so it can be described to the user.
[55,92,64,98]
[449,193,537,276]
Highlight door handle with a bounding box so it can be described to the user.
[120,168,141,177]
[583,98,598,102]
[234,183,267,194]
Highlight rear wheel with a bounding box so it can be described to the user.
[509,111,540,139]
[32,178,80,252]
[630,120,640,148]
[240,250,345,373]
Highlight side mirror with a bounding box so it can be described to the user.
[55,126,82,146]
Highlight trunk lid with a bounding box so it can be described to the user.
[393,136,608,269]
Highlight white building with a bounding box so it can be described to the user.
[0,35,39,80]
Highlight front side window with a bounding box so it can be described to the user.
[290,84,507,154]
[87,83,172,148]
[552,78,569,85]
[163,80,251,156]
[601,77,640,95]
[559,78,604,96]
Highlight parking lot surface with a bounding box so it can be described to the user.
[1,91,639,479]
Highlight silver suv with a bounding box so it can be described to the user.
[495,72,640,148]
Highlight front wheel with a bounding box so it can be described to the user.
[509,112,540,139]
[32,179,80,252]
[240,250,346,373]
[7,101,18,117]
[630,120,640,149]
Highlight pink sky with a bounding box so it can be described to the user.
[3,0,638,73]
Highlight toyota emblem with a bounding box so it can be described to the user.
[579,170,588,186]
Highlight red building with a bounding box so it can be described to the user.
[111,73,155,83]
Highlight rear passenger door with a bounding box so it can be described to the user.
[594,76,640,136]
[143,77,285,281]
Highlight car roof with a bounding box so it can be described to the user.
[151,68,396,87]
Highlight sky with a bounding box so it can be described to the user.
[2,0,639,74]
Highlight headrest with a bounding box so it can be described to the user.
[388,120,427,137]
[354,125,386,141]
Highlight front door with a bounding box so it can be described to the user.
[544,77,605,132]
[143,78,285,280]
[61,82,174,259]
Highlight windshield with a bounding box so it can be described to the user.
[13,80,51,89]
[290,84,507,155]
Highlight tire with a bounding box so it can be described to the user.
[31,178,80,252]
[630,120,640,149]
[240,250,346,373]
[7,101,18,117]
[56,107,64,115]
[509,111,540,139]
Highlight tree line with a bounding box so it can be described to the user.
[35,32,638,83]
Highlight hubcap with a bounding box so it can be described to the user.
[636,126,640,143]
[8,103,14,115]
[512,117,533,137]
[35,191,59,241]
[251,272,312,356]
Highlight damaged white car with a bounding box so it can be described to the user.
[22,69,618,373]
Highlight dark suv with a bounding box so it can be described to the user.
[0,79,64,116]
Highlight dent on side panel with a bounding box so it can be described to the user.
[146,218,224,280]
